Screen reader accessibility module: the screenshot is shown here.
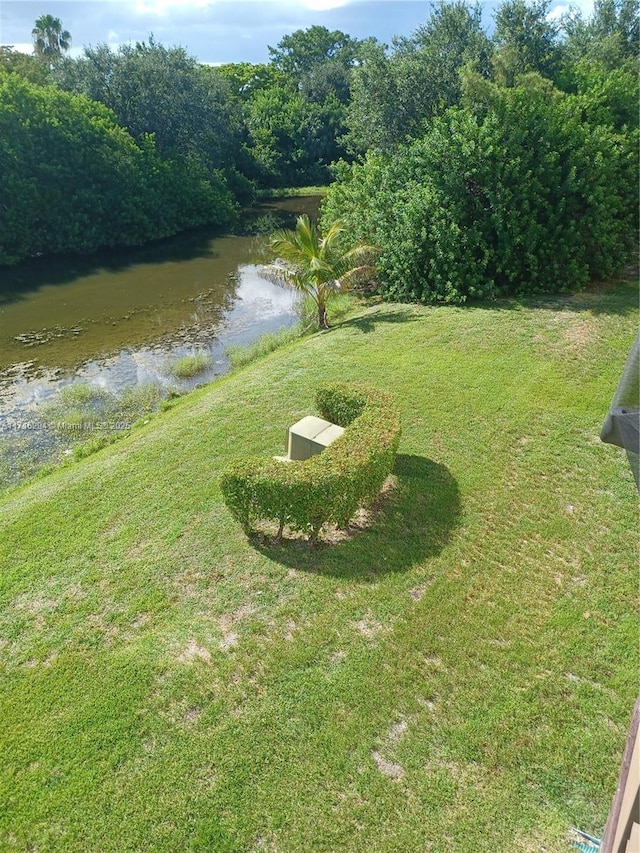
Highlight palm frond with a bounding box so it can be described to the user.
[259,262,314,298]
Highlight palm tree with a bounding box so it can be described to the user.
[31,15,71,59]
[262,215,377,330]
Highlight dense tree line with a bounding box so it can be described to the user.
[0,24,364,266]
[0,0,637,289]
[0,73,235,265]
[323,0,639,302]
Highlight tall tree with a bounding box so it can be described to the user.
[347,2,492,153]
[561,0,639,68]
[268,26,357,80]
[0,46,51,84]
[53,38,241,172]
[31,14,71,59]
[493,0,560,82]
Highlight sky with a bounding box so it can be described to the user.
[1,0,595,66]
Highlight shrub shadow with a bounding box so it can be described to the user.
[253,454,461,579]
[336,307,422,334]
[462,269,639,318]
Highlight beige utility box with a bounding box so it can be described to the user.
[287,415,345,461]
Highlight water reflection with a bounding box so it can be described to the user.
[0,197,319,481]
[0,264,297,422]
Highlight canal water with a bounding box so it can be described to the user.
[0,195,320,486]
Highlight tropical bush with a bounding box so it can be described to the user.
[322,73,638,304]
[0,73,236,267]
[262,215,376,329]
[220,382,401,540]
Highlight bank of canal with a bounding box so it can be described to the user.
[0,196,320,487]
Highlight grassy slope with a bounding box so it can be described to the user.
[0,280,637,853]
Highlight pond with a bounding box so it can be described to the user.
[0,195,320,486]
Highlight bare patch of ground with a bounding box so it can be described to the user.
[371,749,404,780]
[183,706,202,724]
[220,631,239,651]
[353,612,387,641]
[563,317,599,350]
[177,640,211,663]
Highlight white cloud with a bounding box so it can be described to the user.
[547,0,595,22]
[134,0,216,14]
[133,0,351,15]
[5,42,33,55]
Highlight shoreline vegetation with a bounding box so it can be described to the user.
[0,274,636,851]
[0,291,356,495]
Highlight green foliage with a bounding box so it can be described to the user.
[243,81,345,187]
[492,0,560,83]
[169,353,213,379]
[346,2,492,153]
[560,0,639,69]
[268,26,358,80]
[220,382,401,539]
[262,215,376,328]
[31,14,71,59]
[53,38,242,173]
[324,73,638,303]
[0,74,236,266]
[0,47,51,84]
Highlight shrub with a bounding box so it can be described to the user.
[322,73,638,303]
[220,382,401,540]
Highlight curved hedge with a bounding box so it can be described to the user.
[220,382,401,540]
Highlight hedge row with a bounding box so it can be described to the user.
[220,382,401,540]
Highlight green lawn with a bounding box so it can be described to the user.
[1,279,637,852]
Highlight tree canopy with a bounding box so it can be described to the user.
[0,73,235,266]
[31,14,71,59]
[2,0,638,288]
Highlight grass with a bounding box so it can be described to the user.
[256,185,329,199]
[227,324,306,370]
[169,352,213,379]
[0,277,637,852]
[227,294,356,370]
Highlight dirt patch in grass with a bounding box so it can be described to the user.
[183,706,202,724]
[562,317,600,350]
[220,631,239,651]
[371,750,405,781]
[353,612,388,640]
[177,640,211,663]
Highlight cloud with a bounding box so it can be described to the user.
[5,42,33,55]
[133,0,351,16]
[134,0,216,14]
[547,0,595,21]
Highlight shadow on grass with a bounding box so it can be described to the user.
[463,269,639,318]
[253,454,461,579]
[336,308,422,334]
